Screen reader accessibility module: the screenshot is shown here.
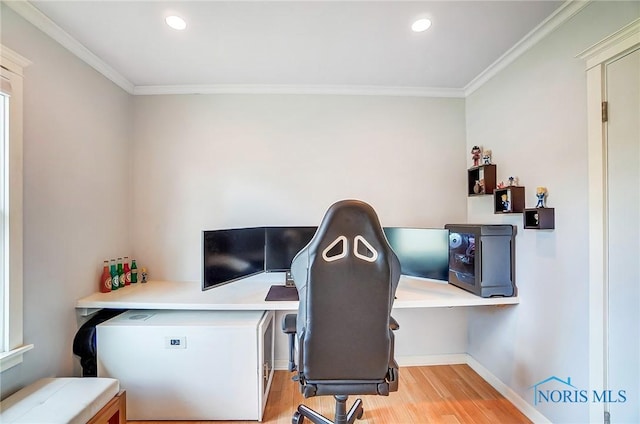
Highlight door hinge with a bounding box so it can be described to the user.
[602,101,608,123]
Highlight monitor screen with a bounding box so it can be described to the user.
[265,226,317,271]
[202,227,266,290]
[383,227,449,281]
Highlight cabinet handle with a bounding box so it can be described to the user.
[263,362,271,380]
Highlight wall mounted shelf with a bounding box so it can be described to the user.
[464,156,556,228]
[467,164,497,196]
[524,208,555,229]
[493,186,525,214]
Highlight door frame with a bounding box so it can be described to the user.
[579,18,640,423]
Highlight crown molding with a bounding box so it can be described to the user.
[5,0,462,98]
[464,0,591,97]
[133,84,465,98]
[8,0,588,99]
[5,0,135,94]
[577,17,640,69]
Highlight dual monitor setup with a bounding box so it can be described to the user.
[202,224,517,298]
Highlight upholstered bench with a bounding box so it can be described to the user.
[0,377,125,424]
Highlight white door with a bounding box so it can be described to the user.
[605,47,640,423]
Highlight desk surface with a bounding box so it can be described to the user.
[76,272,519,315]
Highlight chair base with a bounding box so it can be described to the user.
[292,395,363,424]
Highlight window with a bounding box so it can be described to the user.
[0,45,32,372]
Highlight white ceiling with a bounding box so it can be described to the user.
[16,1,566,95]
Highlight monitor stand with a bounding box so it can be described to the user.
[284,271,295,288]
[265,271,299,301]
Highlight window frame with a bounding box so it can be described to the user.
[0,45,32,372]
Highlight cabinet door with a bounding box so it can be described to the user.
[257,310,275,420]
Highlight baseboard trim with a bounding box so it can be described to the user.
[274,359,292,371]
[395,353,468,367]
[276,353,550,423]
[463,355,551,423]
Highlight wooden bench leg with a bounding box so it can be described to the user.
[87,390,126,424]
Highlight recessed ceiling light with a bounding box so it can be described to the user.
[411,18,432,33]
[165,15,187,31]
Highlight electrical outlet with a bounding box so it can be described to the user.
[165,336,186,349]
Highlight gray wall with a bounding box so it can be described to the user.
[130,88,468,365]
[465,2,640,422]
[0,5,132,398]
[131,94,466,282]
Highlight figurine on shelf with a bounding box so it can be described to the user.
[482,149,492,165]
[471,145,482,167]
[536,186,547,208]
[501,193,511,212]
[473,179,486,194]
[473,180,482,194]
[141,267,148,283]
[497,181,505,189]
[508,176,518,186]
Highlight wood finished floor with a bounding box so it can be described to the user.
[129,364,532,424]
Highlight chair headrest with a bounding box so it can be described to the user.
[309,199,389,263]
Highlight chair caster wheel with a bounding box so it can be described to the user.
[292,411,305,424]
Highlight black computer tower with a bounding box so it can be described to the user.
[444,224,516,297]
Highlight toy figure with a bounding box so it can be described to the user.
[141,267,148,283]
[471,146,482,167]
[501,193,510,212]
[497,181,505,189]
[508,176,518,186]
[482,149,492,165]
[536,187,547,208]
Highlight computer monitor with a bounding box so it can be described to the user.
[202,225,454,291]
[264,226,317,271]
[202,227,266,291]
[383,227,449,281]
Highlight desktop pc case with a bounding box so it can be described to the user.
[445,224,516,297]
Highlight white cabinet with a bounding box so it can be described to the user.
[97,309,274,421]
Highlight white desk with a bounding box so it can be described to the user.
[76,272,519,315]
[79,272,519,420]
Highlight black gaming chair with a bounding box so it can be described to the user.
[282,199,401,424]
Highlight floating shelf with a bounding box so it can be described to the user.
[524,208,555,229]
[494,186,525,214]
[467,164,497,196]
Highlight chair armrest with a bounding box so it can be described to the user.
[389,316,399,331]
[282,313,297,334]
